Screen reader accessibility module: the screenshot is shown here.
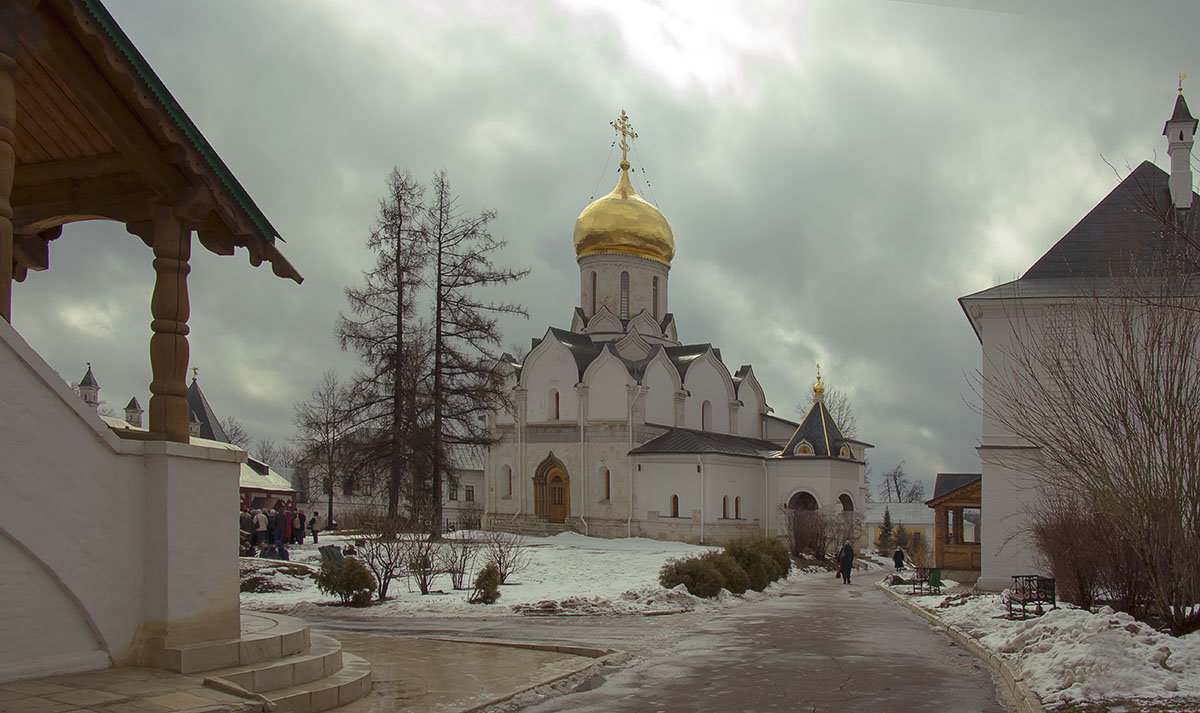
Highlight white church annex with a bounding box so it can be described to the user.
[483,112,869,545]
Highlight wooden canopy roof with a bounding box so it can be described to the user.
[4,0,301,283]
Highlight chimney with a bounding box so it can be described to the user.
[1164,90,1198,209]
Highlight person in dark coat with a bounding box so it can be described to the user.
[273,508,287,545]
[266,509,279,544]
[836,541,855,584]
[309,510,322,544]
[293,510,306,545]
[893,547,905,571]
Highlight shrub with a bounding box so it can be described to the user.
[314,557,376,605]
[749,537,791,577]
[700,551,750,595]
[726,538,784,591]
[469,563,502,604]
[659,556,725,598]
[483,531,532,584]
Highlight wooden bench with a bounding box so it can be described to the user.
[1008,575,1056,618]
[910,567,942,595]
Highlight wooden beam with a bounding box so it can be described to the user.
[15,152,127,185]
[11,171,154,230]
[11,225,60,280]
[19,5,183,195]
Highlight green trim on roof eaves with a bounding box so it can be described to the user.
[77,0,280,245]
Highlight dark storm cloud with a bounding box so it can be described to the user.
[15,0,1200,491]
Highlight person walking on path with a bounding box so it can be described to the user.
[893,546,905,571]
[309,510,322,544]
[294,510,306,545]
[837,540,855,584]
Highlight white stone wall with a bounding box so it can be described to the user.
[0,321,242,681]
[683,357,733,432]
[522,338,580,422]
[584,355,630,420]
[642,359,678,426]
[578,253,669,321]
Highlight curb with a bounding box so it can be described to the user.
[875,581,1045,713]
[427,637,614,659]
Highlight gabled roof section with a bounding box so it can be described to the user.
[1022,161,1195,281]
[781,400,852,459]
[124,396,141,410]
[630,427,780,459]
[186,378,230,443]
[930,472,982,501]
[545,327,603,381]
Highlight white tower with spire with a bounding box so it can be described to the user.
[1164,76,1197,209]
[77,363,100,411]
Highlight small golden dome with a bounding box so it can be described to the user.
[573,162,675,265]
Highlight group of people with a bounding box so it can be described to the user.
[239,505,323,553]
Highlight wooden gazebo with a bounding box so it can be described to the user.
[1,0,301,442]
[926,472,981,572]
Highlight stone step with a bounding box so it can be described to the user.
[159,612,311,674]
[267,652,373,713]
[204,633,343,694]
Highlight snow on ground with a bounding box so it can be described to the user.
[884,581,1200,707]
[241,531,813,618]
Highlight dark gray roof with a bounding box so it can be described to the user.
[664,343,720,380]
[79,365,98,388]
[1021,161,1197,281]
[186,378,230,443]
[1165,93,1198,135]
[630,427,780,458]
[781,400,852,459]
[124,397,141,411]
[932,472,981,500]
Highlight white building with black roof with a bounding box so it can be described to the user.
[960,90,1200,590]
[484,114,869,545]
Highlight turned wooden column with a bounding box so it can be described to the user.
[147,205,192,442]
[0,48,15,323]
[953,507,965,545]
[934,507,948,568]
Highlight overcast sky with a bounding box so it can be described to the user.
[13,0,1200,495]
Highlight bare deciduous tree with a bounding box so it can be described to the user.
[482,530,532,584]
[293,371,352,526]
[220,416,252,449]
[878,462,925,503]
[981,262,1200,634]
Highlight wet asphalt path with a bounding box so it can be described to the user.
[510,575,1011,713]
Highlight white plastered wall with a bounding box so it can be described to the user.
[0,319,243,681]
[642,359,678,426]
[522,338,580,422]
[684,358,732,432]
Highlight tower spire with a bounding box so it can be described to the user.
[1164,80,1197,209]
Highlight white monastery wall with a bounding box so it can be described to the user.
[584,358,629,419]
[0,321,242,681]
[642,361,678,425]
[523,343,579,422]
[975,302,1047,589]
[580,254,669,320]
[684,360,731,432]
[736,383,762,437]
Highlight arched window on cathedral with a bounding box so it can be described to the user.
[502,464,512,497]
[620,271,630,319]
[722,495,728,519]
[701,400,713,431]
[652,276,659,319]
[670,494,679,518]
[603,467,610,500]
[548,389,559,420]
[591,271,597,314]
[735,496,741,519]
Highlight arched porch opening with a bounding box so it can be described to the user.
[533,452,570,523]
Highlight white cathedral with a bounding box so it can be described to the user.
[482,113,869,545]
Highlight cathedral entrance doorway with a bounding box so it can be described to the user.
[548,472,567,523]
[533,452,570,523]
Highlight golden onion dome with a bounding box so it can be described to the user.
[573,161,675,265]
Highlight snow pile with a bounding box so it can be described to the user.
[897,587,1200,705]
[241,531,817,616]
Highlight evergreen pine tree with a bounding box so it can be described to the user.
[876,506,894,554]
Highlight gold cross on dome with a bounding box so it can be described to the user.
[610,109,638,164]
[1181,73,1189,94]
[192,366,199,382]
